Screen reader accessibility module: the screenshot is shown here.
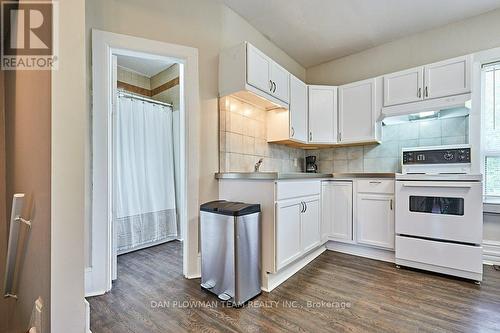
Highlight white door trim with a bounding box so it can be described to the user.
[88,29,201,295]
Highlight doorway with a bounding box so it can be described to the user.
[110,54,183,281]
[87,30,201,296]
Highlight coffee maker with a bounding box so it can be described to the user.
[305,156,318,173]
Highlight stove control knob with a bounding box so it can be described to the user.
[443,151,454,161]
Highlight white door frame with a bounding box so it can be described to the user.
[87,29,201,296]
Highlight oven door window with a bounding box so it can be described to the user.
[409,196,464,216]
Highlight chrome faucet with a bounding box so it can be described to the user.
[254,158,264,172]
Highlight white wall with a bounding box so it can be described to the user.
[51,0,87,332]
[307,8,500,85]
[84,0,306,266]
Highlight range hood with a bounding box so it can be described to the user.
[381,93,471,120]
[381,94,471,125]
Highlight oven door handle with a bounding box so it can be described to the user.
[402,183,472,189]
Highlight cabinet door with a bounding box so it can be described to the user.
[276,200,302,270]
[289,75,308,143]
[270,62,290,103]
[424,55,471,99]
[308,85,337,144]
[247,44,271,94]
[301,197,320,253]
[383,67,424,106]
[338,78,377,143]
[330,182,353,242]
[322,182,353,243]
[356,194,395,249]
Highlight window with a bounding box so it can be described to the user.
[482,63,500,197]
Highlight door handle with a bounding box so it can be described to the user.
[272,81,277,93]
[291,126,295,137]
[425,86,429,98]
[418,87,422,98]
[309,131,312,141]
[269,80,273,92]
[304,202,307,213]
[390,199,393,210]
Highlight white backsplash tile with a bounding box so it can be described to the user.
[313,116,469,174]
[419,120,442,138]
[220,96,469,174]
[219,96,304,173]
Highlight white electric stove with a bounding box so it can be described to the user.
[395,144,483,282]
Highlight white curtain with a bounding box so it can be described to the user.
[114,96,178,254]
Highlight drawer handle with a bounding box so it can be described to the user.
[369,181,382,184]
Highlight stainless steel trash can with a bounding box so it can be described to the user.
[200,200,261,306]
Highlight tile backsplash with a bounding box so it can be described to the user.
[219,96,304,172]
[309,116,470,173]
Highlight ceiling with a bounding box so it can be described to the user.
[116,54,176,77]
[221,0,500,67]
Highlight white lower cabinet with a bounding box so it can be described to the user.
[322,179,395,251]
[322,181,353,243]
[276,195,321,270]
[276,199,302,270]
[301,197,321,253]
[356,193,395,250]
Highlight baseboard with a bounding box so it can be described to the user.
[262,245,326,292]
[483,240,500,265]
[326,241,395,263]
[184,273,201,279]
[84,299,92,333]
[326,239,500,266]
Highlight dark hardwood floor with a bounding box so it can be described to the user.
[88,241,500,333]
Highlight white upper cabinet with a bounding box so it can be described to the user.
[270,62,290,103]
[338,78,381,143]
[384,67,424,107]
[308,85,337,144]
[289,75,308,143]
[247,44,272,94]
[424,55,471,99]
[267,75,306,143]
[382,55,471,109]
[246,43,290,104]
[219,42,290,109]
